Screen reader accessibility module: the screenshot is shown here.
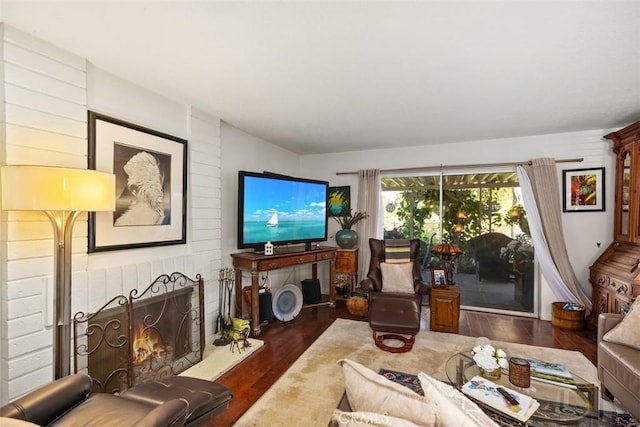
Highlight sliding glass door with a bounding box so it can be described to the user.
[382,169,535,314]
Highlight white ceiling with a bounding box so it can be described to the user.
[2,1,639,155]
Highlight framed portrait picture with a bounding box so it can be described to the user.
[88,112,187,252]
[328,186,351,217]
[431,267,449,287]
[562,167,605,212]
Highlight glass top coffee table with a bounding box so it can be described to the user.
[445,352,599,424]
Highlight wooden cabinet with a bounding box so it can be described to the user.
[335,248,358,299]
[609,121,640,242]
[589,121,640,328]
[430,285,460,334]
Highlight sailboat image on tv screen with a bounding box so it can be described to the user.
[266,210,278,227]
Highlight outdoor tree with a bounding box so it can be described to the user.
[391,186,521,272]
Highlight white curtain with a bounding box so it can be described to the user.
[356,169,381,282]
[517,159,592,311]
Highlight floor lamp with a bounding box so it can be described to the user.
[1,165,115,379]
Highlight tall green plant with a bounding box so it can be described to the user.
[394,192,433,242]
[392,186,521,246]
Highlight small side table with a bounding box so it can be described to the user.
[430,285,460,334]
[335,248,358,299]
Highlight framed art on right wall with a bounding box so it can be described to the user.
[562,167,605,212]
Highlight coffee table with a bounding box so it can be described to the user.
[445,352,599,424]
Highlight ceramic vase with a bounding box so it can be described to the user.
[335,229,358,249]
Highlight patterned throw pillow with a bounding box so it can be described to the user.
[384,239,411,264]
[338,359,437,426]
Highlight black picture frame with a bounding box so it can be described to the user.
[562,167,605,213]
[328,186,351,217]
[88,112,187,252]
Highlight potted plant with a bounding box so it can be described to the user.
[333,208,368,249]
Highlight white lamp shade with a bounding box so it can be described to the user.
[1,166,115,212]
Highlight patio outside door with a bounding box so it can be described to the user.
[381,169,535,315]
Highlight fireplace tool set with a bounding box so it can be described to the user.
[214,268,251,353]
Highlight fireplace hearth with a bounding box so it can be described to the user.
[73,272,204,393]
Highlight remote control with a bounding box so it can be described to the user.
[497,387,520,405]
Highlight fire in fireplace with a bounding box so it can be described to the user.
[129,285,193,385]
[73,272,205,393]
[133,326,166,365]
[132,322,171,382]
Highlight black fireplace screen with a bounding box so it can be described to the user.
[73,272,204,393]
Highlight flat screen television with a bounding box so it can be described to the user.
[237,170,329,251]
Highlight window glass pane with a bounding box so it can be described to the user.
[381,170,534,314]
[622,151,630,236]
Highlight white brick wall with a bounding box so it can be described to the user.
[0,25,222,403]
[1,24,88,401]
[188,107,222,340]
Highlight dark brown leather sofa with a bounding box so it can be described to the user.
[0,374,233,427]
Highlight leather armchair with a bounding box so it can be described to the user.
[1,374,188,427]
[361,239,430,352]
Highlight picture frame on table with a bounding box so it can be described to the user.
[328,186,351,217]
[88,112,188,252]
[562,167,605,213]
[431,267,449,287]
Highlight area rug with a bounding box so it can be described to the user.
[236,318,627,426]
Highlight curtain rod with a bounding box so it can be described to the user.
[335,157,584,176]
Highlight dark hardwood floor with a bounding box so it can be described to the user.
[209,303,597,426]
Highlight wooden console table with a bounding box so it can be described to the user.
[231,246,337,335]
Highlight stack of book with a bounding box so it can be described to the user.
[462,376,540,423]
[527,358,577,388]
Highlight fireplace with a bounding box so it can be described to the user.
[73,272,204,393]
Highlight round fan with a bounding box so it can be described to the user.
[272,283,303,322]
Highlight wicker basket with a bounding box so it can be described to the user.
[347,297,368,317]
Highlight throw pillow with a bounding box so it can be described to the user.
[417,372,499,427]
[331,409,420,427]
[384,239,411,264]
[380,262,414,293]
[338,359,437,426]
[603,297,640,350]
